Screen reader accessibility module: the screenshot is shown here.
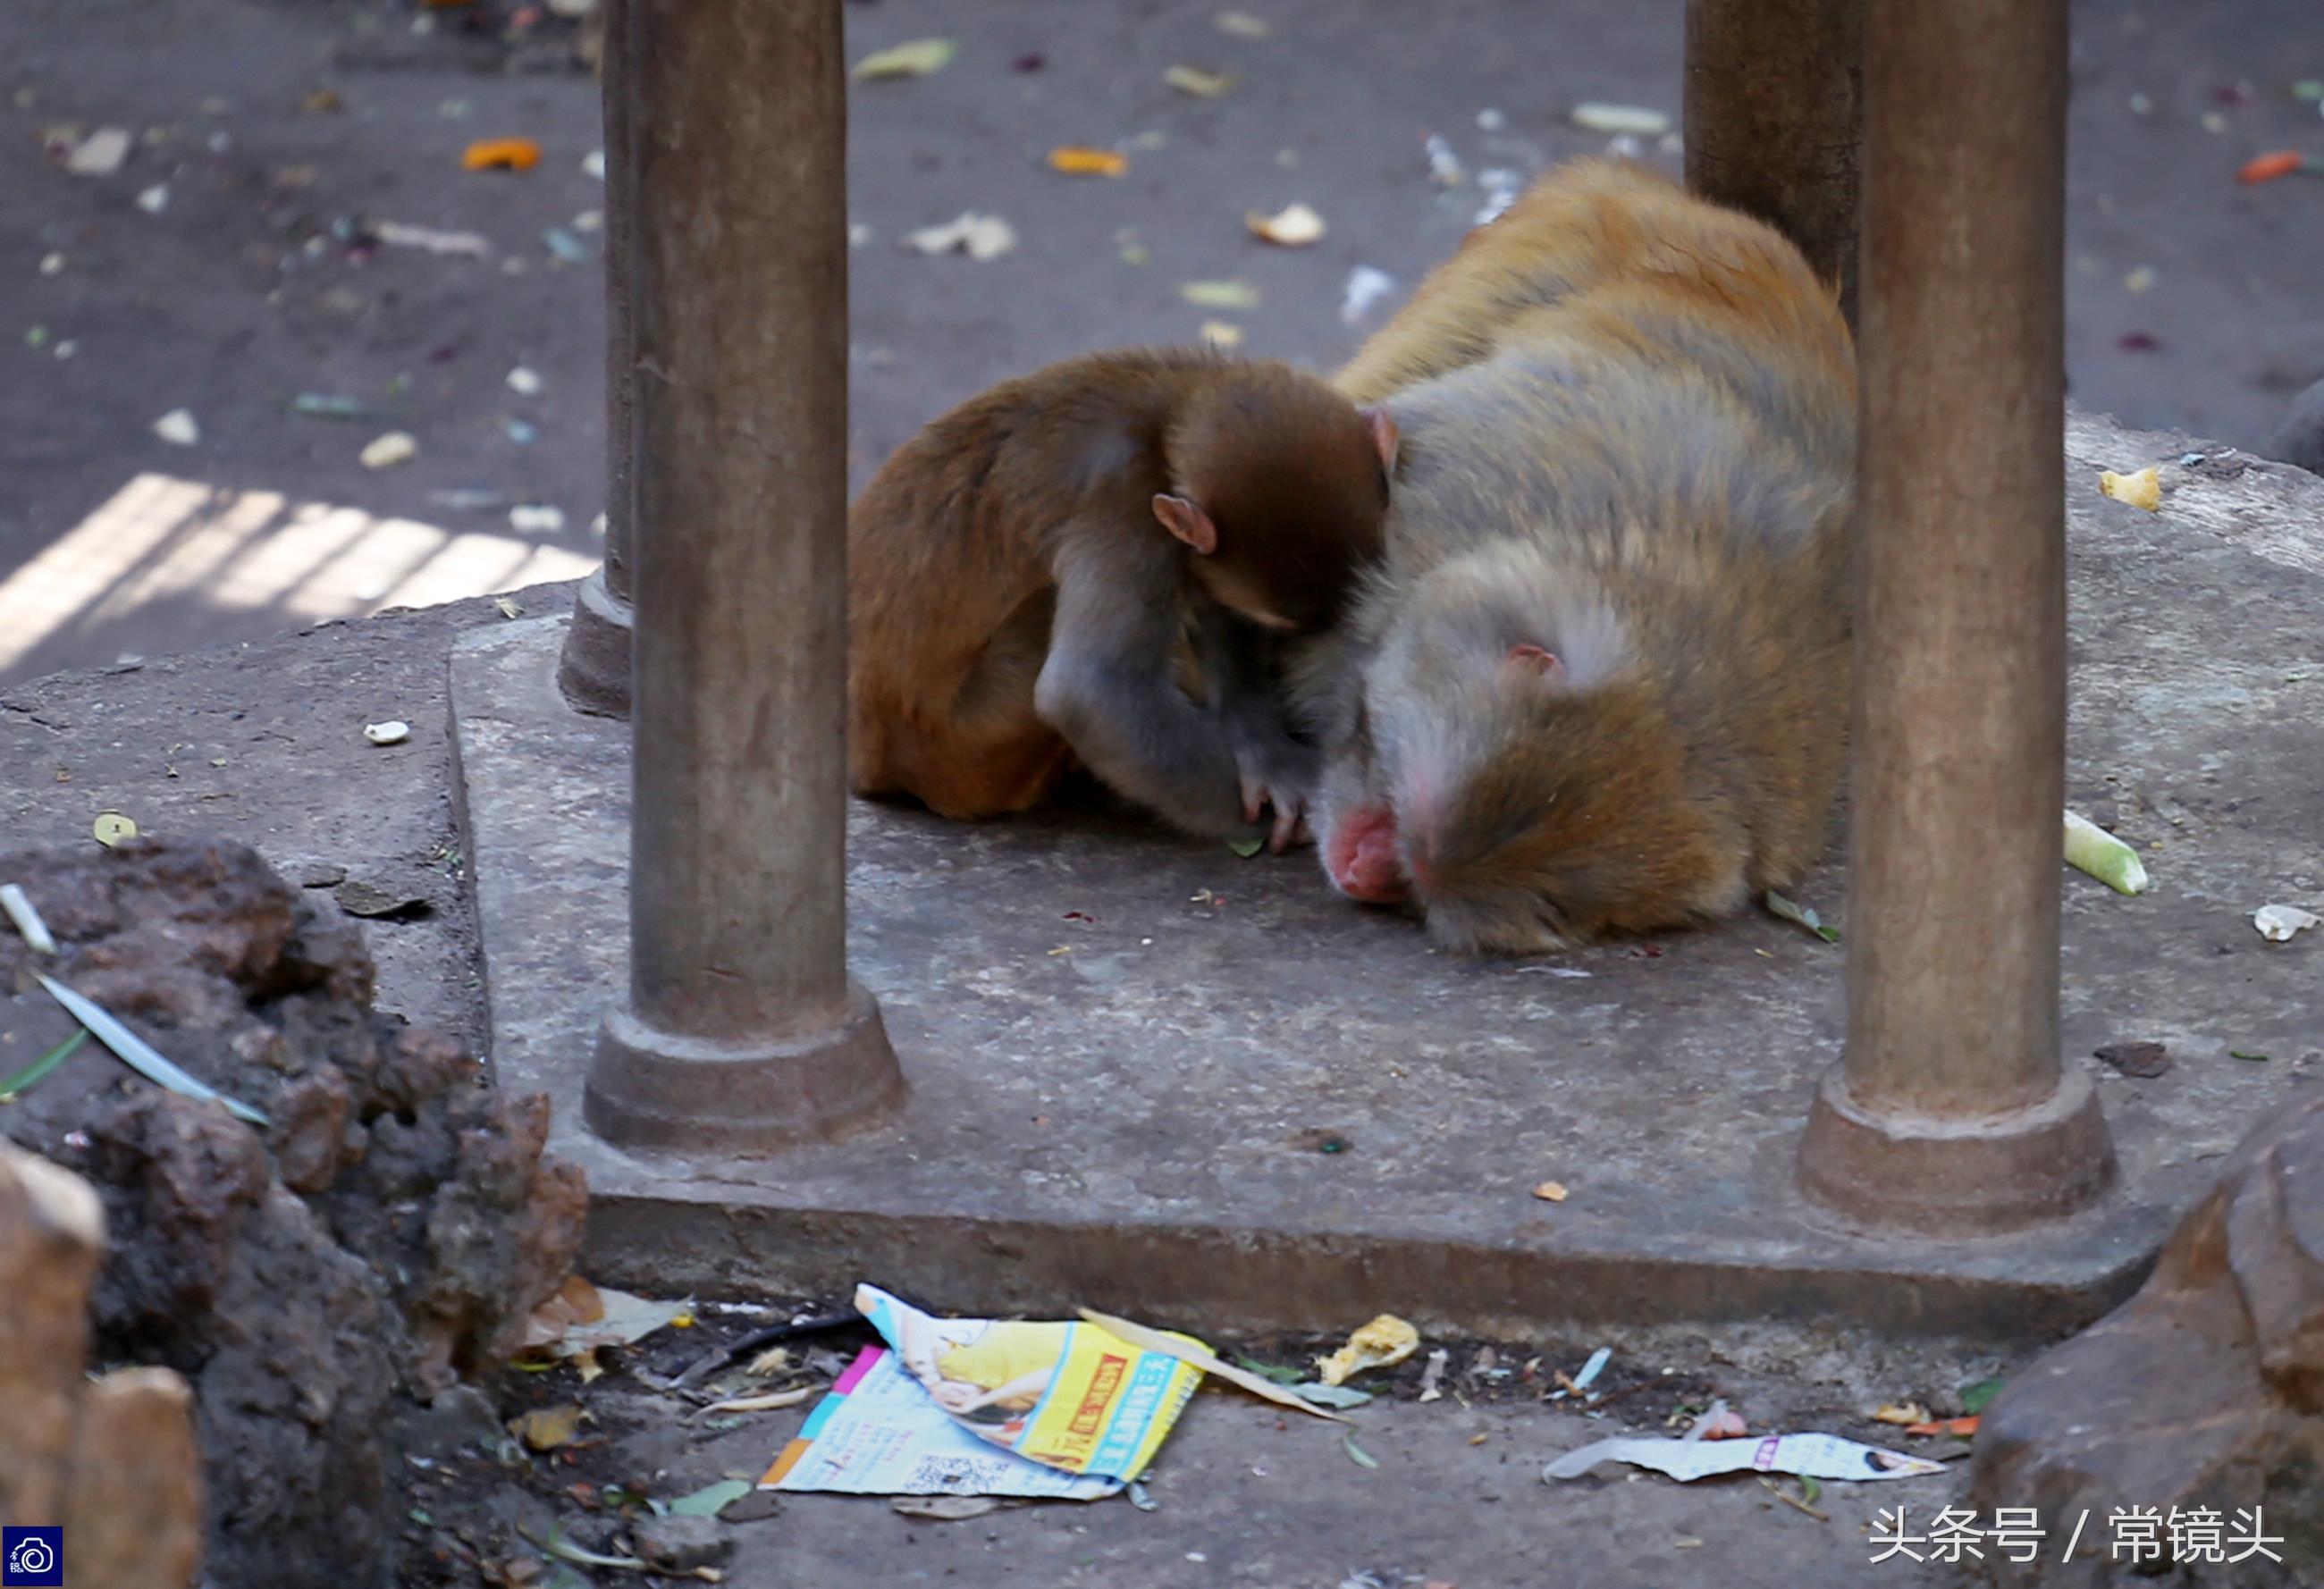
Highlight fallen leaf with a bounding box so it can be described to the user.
[2099,466,2162,512]
[1570,102,1670,135]
[905,213,1017,261]
[1959,1378,2006,1415]
[38,974,270,1125]
[1531,1181,1570,1203]
[92,813,138,847]
[1048,146,1128,177]
[1215,10,1271,38]
[851,38,957,80]
[1230,1355,1307,1385]
[1165,63,1234,97]
[1245,201,1326,246]
[1199,320,1243,349]
[1316,1315,1419,1386]
[1871,1402,1932,1426]
[510,1403,585,1451]
[361,432,418,469]
[669,1479,754,1518]
[1179,280,1261,310]
[1341,1430,1381,1469]
[526,1286,693,1358]
[464,138,543,172]
[1290,1382,1375,1409]
[2094,1040,2171,1078]
[1765,889,1840,943]
[891,1495,1001,1520]
[698,1387,816,1417]
[1903,1416,1981,1438]
[2231,1048,2271,1064]
[0,1029,88,1101]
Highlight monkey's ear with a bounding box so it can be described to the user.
[1362,408,1401,474]
[1152,493,1219,556]
[1506,642,1564,679]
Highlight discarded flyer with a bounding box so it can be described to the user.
[1545,1431,1947,1484]
[762,1284,1204,1499]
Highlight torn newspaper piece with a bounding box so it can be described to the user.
[1545,1431,1947,1484]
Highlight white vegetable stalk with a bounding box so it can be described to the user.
[2063,811,2149,895]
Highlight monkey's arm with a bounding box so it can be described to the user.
[1191,606,1319,851]
[1033,535,1259,841]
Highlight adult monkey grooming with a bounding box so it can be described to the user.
[1300,159,1857,951]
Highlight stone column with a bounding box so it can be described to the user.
[556,0,636,719]
[584,0,906,1150]
[1682,0,1864,325]
[1796,0,2116,1233]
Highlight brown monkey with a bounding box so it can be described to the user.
[1294,158,1857,950]
[848,349,1399,848]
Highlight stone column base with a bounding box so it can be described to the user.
[555,568,633,719]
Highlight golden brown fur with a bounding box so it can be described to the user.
[848,349,1388,830]
[1300,159,1857,950]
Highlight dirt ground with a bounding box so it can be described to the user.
[5,0,2324,687]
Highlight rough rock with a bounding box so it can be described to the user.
[0,1145,202,1589]
[0,837,586,1589]
[2264,376,2324,475]
[631,1513,736,1574]
[1968,1095,2324,1585]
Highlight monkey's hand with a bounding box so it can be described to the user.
[1232,731,1320,853]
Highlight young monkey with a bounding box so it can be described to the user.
[847,349,1399,849]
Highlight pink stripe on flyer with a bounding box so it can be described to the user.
[833,1345,886,1395]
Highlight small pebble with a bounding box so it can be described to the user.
[360,431,418,469]
[135,183,170,214]
[38,252,63,275]
[364,720,411,745]
[506,366,543,396]
[153,408,199,446]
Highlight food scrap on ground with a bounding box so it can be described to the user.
[1316,1315,1419,1386]
[2064,809,2151,894]
[2099,464,2163,511]
[2253,904,2320,942]
[1246,201,1326,246]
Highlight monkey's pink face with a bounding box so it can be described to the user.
[1323,803,1410,904]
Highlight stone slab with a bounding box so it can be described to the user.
[450,409,2324,1346]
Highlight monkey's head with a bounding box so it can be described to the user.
[1315,546,1749,952]
[1154,365,1398,632]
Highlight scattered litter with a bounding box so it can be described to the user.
[1165,64,1234,97]
[507,366,543,395]
[1317,1315,1419,1386]
[1292,1382,1376,1410]
[510,504,567,534]
[542,226,591,263]
[2099,465,2162,513]
[361,431,417,469]
[290,392,368,421]
[463,138,543,172]
[2232,1048,2271,1064]
[509,1403,585,1451]
[1959,1379,2006,1415]
[502,418,537,445]
[2095,1040,2172,1078]
[430,488,510,512]
[520,1276,694,1363]
[364,720,411,746]
[1903,1416,1980,1438]
[905,213,1017,261]
[23,326,46,348]
[851,38,957,80]
[1180,279,1261,310]
[1424,133,1466,187]
[39,252,64,275]
[153,408,199,446]
[1012,52,1046,72]
[1570,103,1670,136]
[582,148,606,180]
[493,595,524,618]
[1340,265,1396,324]
[891,1495,1004,1521]
[1,884,57,954]
[523,1526,662,1577]
[1478,107,1506,130]
[1764,889,1840,943]
[1226,837,1266,858]
[0,1029,87,1101]
[669,1479,754,1518]
[2123,265,2157,294]
[1340,1431,1381,1470]
[1871,1402,1932,1426]
[764,1287,1202,1499]
[1690,1406,1749,1441]
[2239,151,2316,185]
[1048,146,1129,178]
[1545,1431,1944,1484]
[63,126,133,176]
[1198,320,1243,349]
[698,1386,815,1417]
[1082,1307,1345,1422]
[333,880,428,919]
[2201,112,2230,136]
[38,973,270,1126]
[2254,904,2320,942]
[1532,1181,1569,1203]
[374,221,491,257]
[1246,201,1325,246]
[1417,1348,1450,1403]
[92,812,139,846]
[134,184,170,214]
[302,87,342,114]
[1568,1347,1611,1396]
[2064,809,2150,894]
[1215,10,1271,38]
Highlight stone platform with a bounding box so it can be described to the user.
[450,411,2324,1346]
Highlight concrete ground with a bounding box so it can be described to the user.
[6,1,2324,1585]
[5,0,2324,685]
